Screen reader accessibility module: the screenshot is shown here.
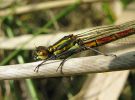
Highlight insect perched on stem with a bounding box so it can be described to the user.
[33,20,135,73]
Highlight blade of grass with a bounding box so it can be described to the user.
[4,23,21,100]
[34,0,80,35]
[3,19,40,100]
[26,79,39,100]
[17,56,39,100]
[102,2,116,23]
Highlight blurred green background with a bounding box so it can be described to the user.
[0,0,135,100]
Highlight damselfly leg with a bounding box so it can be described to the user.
[54,47,84,74]
[56,59,67,74]
[34,59,48,72]
[34,56,56,72]
[83,46,117,57]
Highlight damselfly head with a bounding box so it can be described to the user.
[33,46,49,60]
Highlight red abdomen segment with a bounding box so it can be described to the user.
[84,28,135,47]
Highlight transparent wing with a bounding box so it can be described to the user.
[75,20,135,43]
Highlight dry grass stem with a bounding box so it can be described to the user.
[0,48,134,80]
[0,0,102,16]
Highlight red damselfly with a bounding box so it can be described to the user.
[34,20,135,73]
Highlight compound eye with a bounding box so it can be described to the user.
[37,51,43,56]
[34,46,49,60]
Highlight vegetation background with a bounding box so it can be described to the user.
[0,0,135,100]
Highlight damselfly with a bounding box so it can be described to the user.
[33,20,135,73]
